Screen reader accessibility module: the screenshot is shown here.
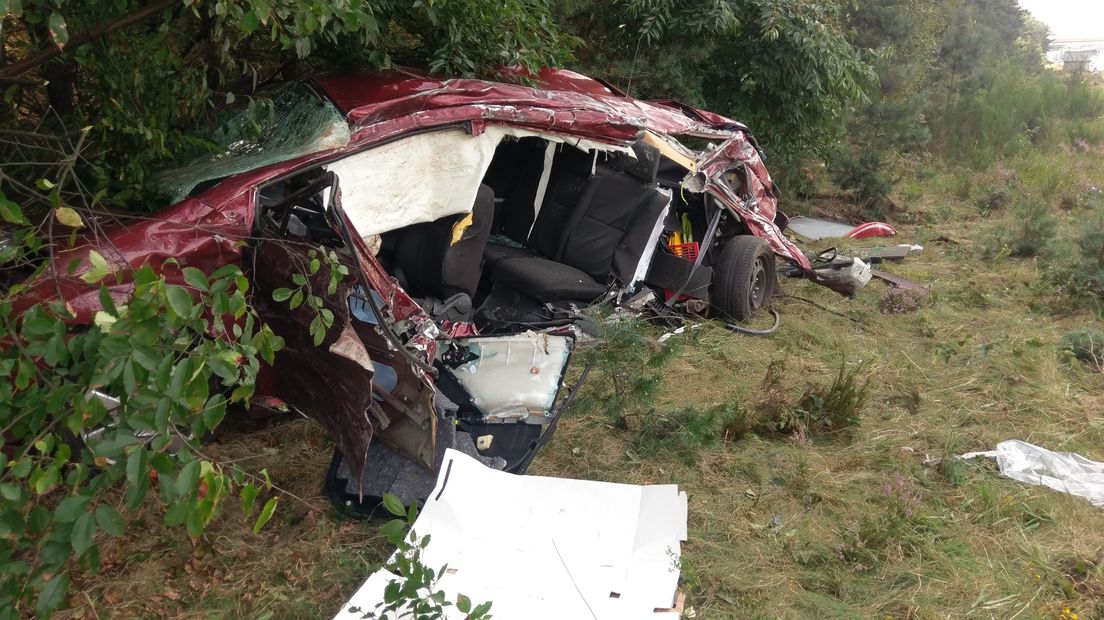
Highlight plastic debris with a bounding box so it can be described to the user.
[812,257,872,297]
[787,216,897,241]
[335,449,689,619]
[961,440,1104,507]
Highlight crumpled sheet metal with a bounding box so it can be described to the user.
[12,197,249,322]
[962,440,1104,507]
[690,133,811,270]
[315,72,720,143]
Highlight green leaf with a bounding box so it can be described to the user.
[240,483,258,517]
[457,594,471,614]
[125,448,147,486]
[382,494,406,517]
[165,284,193,319]
[240,9,260,34]
[71,511,96,557]
[94,505,125,536]
[202,395,226,429]
[471,601,493,617]
[0,195,27,224]
[271,287,294,302]
[47,12,68,47]
[252,497,278,534]
[182,267,209,292]
[54,206,83,228]
[54,495,90,522]
[176,460,201,496]
[289,289,304,309]
[379,518,405,543]
[80,250,111,284]
[35,572,69,618]
[1,0,24,18]
[0,483,21,501]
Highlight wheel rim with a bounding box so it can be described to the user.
[749,257,769,309]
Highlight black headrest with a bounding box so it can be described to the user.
[603,141,660,185]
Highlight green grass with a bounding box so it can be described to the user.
[59,144,1104,619]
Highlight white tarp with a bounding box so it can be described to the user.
[335,449,688,620]
[961,440,1104,507]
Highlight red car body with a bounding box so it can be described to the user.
[12,68,813,487]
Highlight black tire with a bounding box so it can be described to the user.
[711,235,777,321]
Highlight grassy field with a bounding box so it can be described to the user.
[58,144,1104,619]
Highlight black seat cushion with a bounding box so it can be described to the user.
[483,242,534,268]
[491,256,607,302]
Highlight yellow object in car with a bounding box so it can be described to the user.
[450,212,474,245]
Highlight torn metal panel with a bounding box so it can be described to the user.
[335,449,689,620]
[447,332,573,422]
[249,239,378,493]
[689,133,812,270]
[871,269,927,291]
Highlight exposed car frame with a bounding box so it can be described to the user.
[12,68,823,504]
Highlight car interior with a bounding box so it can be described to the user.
[252,133,730,512]
[255,134,722,332]
[370,137,718,331]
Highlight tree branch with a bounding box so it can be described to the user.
[0,0,181,81]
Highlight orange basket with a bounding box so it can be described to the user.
[668,241,699,262]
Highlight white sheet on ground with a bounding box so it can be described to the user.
[961,440,1104,507]
[334,449,688,619]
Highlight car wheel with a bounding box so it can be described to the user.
[711,235,777,321]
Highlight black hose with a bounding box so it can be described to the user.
[726,307,781,336]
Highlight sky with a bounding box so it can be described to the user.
[1019,0,1104,41]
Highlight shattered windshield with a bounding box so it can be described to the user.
[155,82,351,202]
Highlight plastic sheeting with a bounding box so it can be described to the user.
[449,332,572,422]
[335,449,688,620]
[961,440,1104,507]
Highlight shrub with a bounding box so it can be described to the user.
[580,316,680,428]
[754,361,869,438]
[796,363,870,435]
[634,402,749,459]
[989,196,1057,258]
[829,150,897,218]
[835,475,929,570]
[1060,327,1104,371]
[1048,213,1104,304]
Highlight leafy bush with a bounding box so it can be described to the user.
[579,316,680,428]
[354,495,492,620]
[752,361,868,438]
[633,402,749,460]
[0,253,284,616]
[989,196,1057,259]
[829,150,897,218]
[1048,212,1104,304]
[836,475,928,571]
[1060,327,1104,371]
[796,364,870,436]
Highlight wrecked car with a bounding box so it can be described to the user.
[12,68,821,508]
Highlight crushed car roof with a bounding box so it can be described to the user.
[311,68,743,146]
